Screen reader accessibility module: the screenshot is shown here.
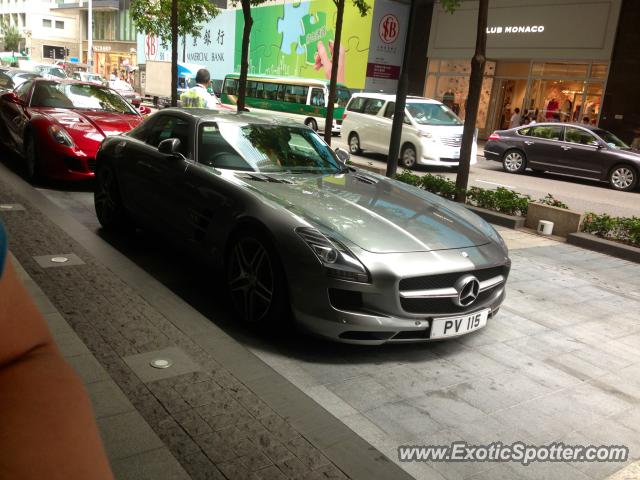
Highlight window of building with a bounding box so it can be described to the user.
[55,20,64,29]
[42,19,52,28]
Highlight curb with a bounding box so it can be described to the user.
[465,206,526,229]
[567,232,640,263]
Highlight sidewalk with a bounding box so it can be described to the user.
[0,166,413,480]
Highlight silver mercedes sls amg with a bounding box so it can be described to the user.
[94,109,510,344]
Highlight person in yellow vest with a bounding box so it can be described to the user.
[180,69,219,109]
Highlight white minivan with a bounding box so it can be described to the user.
[342,93,477,169]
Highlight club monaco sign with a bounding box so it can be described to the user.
[486,25,545,34]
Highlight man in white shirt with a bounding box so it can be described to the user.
[509,107,522,129]
[180,69,219,109]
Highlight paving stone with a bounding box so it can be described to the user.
[86,379,135,419]
[237,451,273,471]
[124,347,202,383]
[97,411,164,461]
[66,353,110,385]
[110,447,190,480]
[173,409,213,438]
[251,465,288,480]
[196,431,238,464]
[173,379,221,407]
[33,253,85,268]
[181,451,227,480]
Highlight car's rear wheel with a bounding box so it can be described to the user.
[94,163,129,230]
[502,149,526,174]
[609,164,638,192]
[305,118,318,131]
[400,144,417,169]
[348,133,362,155]
[24,134,42,182]
[226,233,287,326]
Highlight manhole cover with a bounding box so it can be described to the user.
[50,257,69,263]
[150,359,173,369]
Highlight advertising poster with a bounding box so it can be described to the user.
[234,0,374,89]
[365,0,410,92]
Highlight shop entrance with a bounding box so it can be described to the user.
[489,78,528,132]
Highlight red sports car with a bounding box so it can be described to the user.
[0,78,143,181]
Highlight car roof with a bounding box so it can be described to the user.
[350,92,440,104]
[157,108,306,128]
[31,77,107,88]
[518,122,601,132]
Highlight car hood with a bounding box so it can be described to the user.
[234,170,496,253]
[36,108,142,138]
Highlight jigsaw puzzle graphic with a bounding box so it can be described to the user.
[277,2,309,55]
[299,12,334,64]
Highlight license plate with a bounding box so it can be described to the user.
[430,309,489,339]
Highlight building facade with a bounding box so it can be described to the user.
[0,0,80,62]
[421,0,622,139]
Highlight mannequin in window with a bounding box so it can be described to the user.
[545,98,559,119]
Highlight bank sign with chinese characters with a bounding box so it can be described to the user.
[136,9,236,80]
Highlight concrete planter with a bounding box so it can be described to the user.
[465,205,526,229]
[525,203,583,237]
[567,232,640,263]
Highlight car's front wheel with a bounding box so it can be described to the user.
[502,149,527,174]
[24,133,42,182]
[94,163,129,230]
[348,133,362,155]
[400,144,417,169]
[226,233,287,326]
[609,164,638,192]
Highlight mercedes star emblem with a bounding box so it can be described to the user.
[454,275,480,307]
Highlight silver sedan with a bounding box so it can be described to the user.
[94,109,510,344]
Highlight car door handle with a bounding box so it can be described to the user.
[524,141,534,145]
[561,146,572,151]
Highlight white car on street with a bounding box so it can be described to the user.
[342,93,477,169]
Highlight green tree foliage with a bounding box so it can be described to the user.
[1,23,22,52]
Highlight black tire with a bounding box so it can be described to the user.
[348,133,362,155]
[94,163,130,230]
[502,149,527,174]
[226,232,288,326]
[24,133,42,182]
[305,118,318,131]
[608,164,638,192]
[400,143,417,169]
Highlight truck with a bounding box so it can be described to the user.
[141,60,206,106]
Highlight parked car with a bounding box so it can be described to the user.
[484,123,640,191]
[107,79,141,106]
[33,65,68,80]
[94,109,510,344]
[342,93,478,169]
[0,69,39,90]
[72,71,107,85]
[0,78,143,181]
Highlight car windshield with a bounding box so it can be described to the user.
[199,123,346,174]
[336,87,351,107]
[30,82,137,114]
[594,129,630,150]
[406,102,463,126]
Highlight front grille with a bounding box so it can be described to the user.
[400,286,500,314]
[439,135,462,147]
[399,266,508,291]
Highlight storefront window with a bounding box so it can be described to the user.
[531,62,589,78]
[590,63,608,79]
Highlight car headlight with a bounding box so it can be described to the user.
[296,227,370,283]
[49,125,74,147]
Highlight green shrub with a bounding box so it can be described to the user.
[582,212,640,247]
[466,187,531,216]
[394,170,422,187]
[537,194,569,210]
[420,173,459,200]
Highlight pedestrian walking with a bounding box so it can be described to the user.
[180,69,219,109]
[509,107,522,129]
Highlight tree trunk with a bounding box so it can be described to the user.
[386,0,419,177]
[237,0,253,112]
[323,0,344,146]
[170,0,178,107]
[182,35,186,63]
[454,0,488,203]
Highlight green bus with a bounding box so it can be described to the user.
[220,74,351,134]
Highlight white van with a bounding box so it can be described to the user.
[342,93,477,169]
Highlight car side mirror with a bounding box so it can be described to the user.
[334,147,350,164]
[158,138,183,157]
[1,91,23,105]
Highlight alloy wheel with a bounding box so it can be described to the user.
[228,237,274,324]
[503,151,524,173]
[94,166,122,228]
[349,134,360,154]
[401,146,417,168]
[610,167,636,191]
